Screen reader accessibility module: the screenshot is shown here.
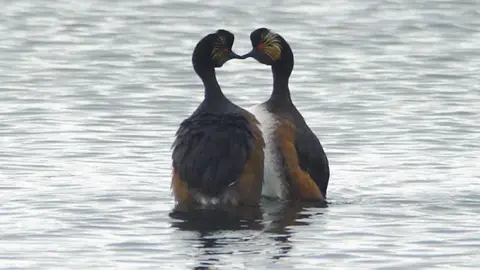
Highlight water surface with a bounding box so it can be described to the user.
[1,0,479,269]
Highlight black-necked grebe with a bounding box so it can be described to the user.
[242,28,329,201]
[171,30,265,206]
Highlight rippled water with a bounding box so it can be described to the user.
[1,0,479,269]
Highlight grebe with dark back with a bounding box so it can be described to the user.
[242,28,330,202]
[171,30,265,206]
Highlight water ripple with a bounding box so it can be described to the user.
[1,0,479,269]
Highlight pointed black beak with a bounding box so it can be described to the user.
[241,49,255,59]
[240,48,273,65]
[229,50,244,60]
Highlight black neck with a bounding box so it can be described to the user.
[268,43,294,106]
[269,64,292,104]
[195,64,226,102]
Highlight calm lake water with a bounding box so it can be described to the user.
[1,0,479,269]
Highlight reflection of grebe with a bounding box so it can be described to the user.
[262,199,328,233]
[261,200,328,262]
[169,203,264,269]
[169,200,328,268]
[169,202,263,232]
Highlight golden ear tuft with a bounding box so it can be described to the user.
[261,31,282,60]
[211,35,227,61]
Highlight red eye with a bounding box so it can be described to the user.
[257,43,264,50]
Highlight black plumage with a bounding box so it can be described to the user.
[171,30,264,205]
[172,112,254,197]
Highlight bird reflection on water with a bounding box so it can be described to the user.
[169,200,328,269]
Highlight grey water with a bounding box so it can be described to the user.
[1,0,479,269]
